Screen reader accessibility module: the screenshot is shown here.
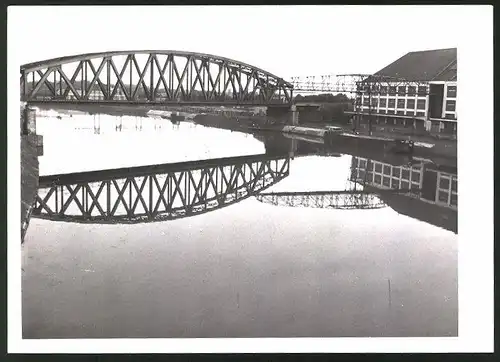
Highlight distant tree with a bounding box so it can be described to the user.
[292,93,350,104]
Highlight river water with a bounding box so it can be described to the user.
[22,109,458,338]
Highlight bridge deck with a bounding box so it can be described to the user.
[39,153,284,187]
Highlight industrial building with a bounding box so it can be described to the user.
[356,48,457,136]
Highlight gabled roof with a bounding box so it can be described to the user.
[374,48,457,82]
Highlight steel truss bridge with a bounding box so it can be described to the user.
[256,190,387,210]
[20,50,294,106]
[33,154,290,224]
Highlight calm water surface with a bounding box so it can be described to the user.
[22,109,458,338]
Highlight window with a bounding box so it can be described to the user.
[401,181,409,190]
[379,109,387,114]
[438,191,449,203]
[417,99,426,110]
[388,109,396,114]
[397,110,405,115]
[374,174,382,184]
[380,86,388,96]
[406,110,415,116]
[388,99,396,108]
[411,170,420,182]
[446,100,456,112]
[391,179,400,189]
[416,111,426,117]
[392,167,401,177]
[389,86,396,95]
[408,86,416,96]
[375,163,382,173]
[452,178,457,192]
[418,86,427,96]
[379,98,387,108]
[363,98,370,106]
[397,86,406,96]
[439,177,450,190]
[406,99,416,109]
[445,113,456,119]
[447,85,457,98]
[383,177,391,187]
[397,99,405,109]
[359,159,366,169]
[383,165,391,174]
[451,193,457,207]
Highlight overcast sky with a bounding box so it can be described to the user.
[9,5,471,80]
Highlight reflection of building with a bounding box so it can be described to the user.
[356,48,457,135]
[350,157,457,209]
[350,156,457,233]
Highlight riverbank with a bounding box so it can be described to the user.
[32,103,457,162]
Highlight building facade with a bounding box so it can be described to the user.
[354,48,457,136]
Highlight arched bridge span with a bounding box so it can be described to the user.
[33,154,290,224]
[20,50,294,106]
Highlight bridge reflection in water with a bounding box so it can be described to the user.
[256,190,390,210]
[33,154,290,224]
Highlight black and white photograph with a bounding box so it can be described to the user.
[8,4,493,354]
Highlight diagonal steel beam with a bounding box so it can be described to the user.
[86,182,106,216]
[152,175,169,214]
[110,179,131,216]
[172,56,189,99]
[57,66,81,100]
[208,62,224,99]
[130,177,149,215]
[132,54,152,99]
[61,62,84,99]
[60,185,84,215]
[85,59,107,99]
[152,54,172,99]
[109,56,131,100]
[168,172,187,209]
[190,58,207,100]
[28,68,54,99]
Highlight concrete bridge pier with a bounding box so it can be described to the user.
[266,104,323,126]
[294,104,322,124]
[266,105,299,126]
[21,104,43,243]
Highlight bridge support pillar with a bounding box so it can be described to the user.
[266,105,299,126]
[294,104,322,124]
[21,105,42,244]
